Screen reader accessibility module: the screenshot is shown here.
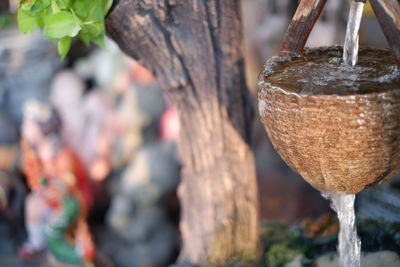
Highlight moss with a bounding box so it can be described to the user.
[264,243,299,267]
[259,222,307,267]
[259,218,400,267]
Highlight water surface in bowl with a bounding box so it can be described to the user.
[263,47,400,96]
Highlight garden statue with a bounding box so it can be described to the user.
[19,100,95,266]
[104,61,180,266]
[50,70,114,183]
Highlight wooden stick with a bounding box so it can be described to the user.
[279,0,327,57]
[370,0,400,68]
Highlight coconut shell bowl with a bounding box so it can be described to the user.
[258,0,400,194]
[259,46,400,194]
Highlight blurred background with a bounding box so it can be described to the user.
[0,0,399,266]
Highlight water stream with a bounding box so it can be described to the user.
[343,1,365,65]
[323,192,361,267]
[326,2,364,266]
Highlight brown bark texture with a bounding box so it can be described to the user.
[106,0,259,265]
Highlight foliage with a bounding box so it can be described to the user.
[260,222,308,267]
[259,218,400,267]
[356,219,400,252]
[0,13,12,29]
[17,0,113,60]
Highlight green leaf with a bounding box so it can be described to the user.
[51,0,61,13]
[86,0,105,21]
[92,34,106,49]
[103,0,113,13]
[78,31,91,46]
[36,18,44,29]
[17,9,38,33]
[45,11,81,38]
[69,8,82,24]
[17,0,112,59]
[71,0,88,17]
[82,21,103,36]
[31,0,51,13]
[19,0,31,5]
[19,0,35,11]
[58,36,72,60]
[56,0,70,9]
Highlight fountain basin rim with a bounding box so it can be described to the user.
[261,46,400,97]
[259,82,400,98]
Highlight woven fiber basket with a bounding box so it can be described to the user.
[259,47,400,194]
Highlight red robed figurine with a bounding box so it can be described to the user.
[19,100,95,266]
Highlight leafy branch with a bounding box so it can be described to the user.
[18,0,113,60]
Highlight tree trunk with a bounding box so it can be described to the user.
[106,1,259,264]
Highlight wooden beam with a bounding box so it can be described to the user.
[280,0,327,57]
[370,0,400,68]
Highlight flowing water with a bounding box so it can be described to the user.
[263,47,400,95]
[263,3,395,266]
[322,192,361,267]
[343,1,365,66]
[334,3,362,266]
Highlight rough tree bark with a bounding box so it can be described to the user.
[106,0,259,265]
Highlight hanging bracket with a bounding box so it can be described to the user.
[279,0,400,68]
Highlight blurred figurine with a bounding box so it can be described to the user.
[106,142,180,267]
[19,100,95,266]
[104,60,180,267]
[51,70,114,183]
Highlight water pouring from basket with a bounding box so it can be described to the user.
[260,0,400,195]
[258,1,400,266]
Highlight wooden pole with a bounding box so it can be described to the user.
[280,0,327,57]
[370,0,400,68]
[106,1,259,265]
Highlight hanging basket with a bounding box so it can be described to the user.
[258,0,400,194]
